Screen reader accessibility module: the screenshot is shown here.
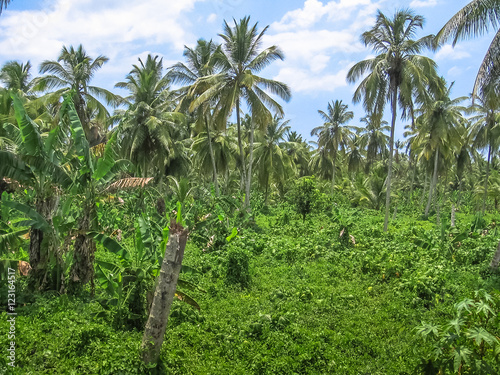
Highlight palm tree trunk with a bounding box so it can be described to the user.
[205,114,219,196]
[420,173,428,207]
[244,117,255,208]
[490,240,500,269]
[141,221,188,365]
[481,143,492,215]
[235,100,246,191]
[425,146,439,218]
[331,150,337,196]
[383,87,397,232]
[451,202,456,227]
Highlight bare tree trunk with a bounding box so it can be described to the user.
[141,221,188,365]
[383,87,397,232]
[425,147,439,218]
[481,143,492,215]
[205,114,219,197]
[235,100,246,191]
[331,150,337,196]
[244,117,254,208]
[420,173,428,207]
[451,202,456,227]
[490,240,500,269]
[392,207,397,220]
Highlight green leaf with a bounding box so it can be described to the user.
[0,150,35,185]
[3,201,50,232]
[174,290,201,310]
[226,227,238,242]
[90,232,130,262]
[11,93,44,156]
[92,132,118,181]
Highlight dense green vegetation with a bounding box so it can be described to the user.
[1,2,500,374]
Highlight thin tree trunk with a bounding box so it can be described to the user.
[409,154,416,198]
[425,146,439,218]
[420,173,428,207]
[141,221,188,365]
[383,87,397,232]
[244,117,255,208]
[451,202,456,227]
[205,114,219,197]
[331,150,337,196]
[490,240,500,269]
[482,143,492,215]
[235,100,246,191]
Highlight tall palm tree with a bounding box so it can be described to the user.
[414,79,466,217]
[311,100,354,194]
[169,39,222,195]
[358,113,390,170]
[34,44,120,145]
[285,130,311,177]
[115,55,184,178]
[469,89,500,214]
[190,16,291,208]
[253,115,293,202]
[347,9,437,231]
[435,0,500,96]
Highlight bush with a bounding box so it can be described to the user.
[225,247,251,289]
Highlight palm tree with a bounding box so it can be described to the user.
[189,16,291,208]
[358,113,390,170]
[0,61,36,93]
[169,39,222,195]
[285,130,311,177]
[414,79,466,217]
[34,44,120,145]
[253,115,293,202]
[0,0,11,14]
[469,89,500,214]
[311,100,354,194]
[435,1,500,96]
[115,55,184,178]
[347,9,437,231]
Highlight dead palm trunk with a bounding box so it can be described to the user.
[383,86,397,232]
[481,143,492,215]
[244,117,255,208]
[205,114,219,196]
[425,146,439,218]
[141,221,188,365]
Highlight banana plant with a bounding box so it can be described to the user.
[0,93,73,289]
[93,215,202,327]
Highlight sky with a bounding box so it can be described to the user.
[0,0,490,144]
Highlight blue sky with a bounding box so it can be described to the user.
[0,0,490,143]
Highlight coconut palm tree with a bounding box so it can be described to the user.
[169,39,222,195]
[253,115,293,202]
[189,16,291,208]
[414,79,466,217]
[347,9,437,231]
[435,0,500,96]
[469,89,500,214]
[34,44,120,145]
[311,100,354,194]
[115,54,184,178]
[285,130,311,177]
[358,113,390,170]
[0,61,36,93]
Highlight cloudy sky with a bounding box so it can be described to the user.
[0,0,488,142]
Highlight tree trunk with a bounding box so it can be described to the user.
[383,86,397,232]
[205,114,219,197]
[451,203,456,227]
[420,173,428,207]
[235,100,246,191]
[244,116,255,208]
[481,143,492,215]
[490,240,500,269]
[392,207,397,220]
[331,150,337,196]
[141,221,188,365]
[425,146,439,218]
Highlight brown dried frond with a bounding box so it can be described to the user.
[91,142,106,158]
[106,177,154,192]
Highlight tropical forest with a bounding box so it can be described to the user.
[0,0,499,374]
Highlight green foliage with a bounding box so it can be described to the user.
[289,176,319,221]
[225,246,250,289]
[415,290,500,374]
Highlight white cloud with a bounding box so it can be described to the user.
[0,0,201,64]
[409,0,438,7]
[434,44,471,61]
[207,13,217,23]
[274,64,353,93]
